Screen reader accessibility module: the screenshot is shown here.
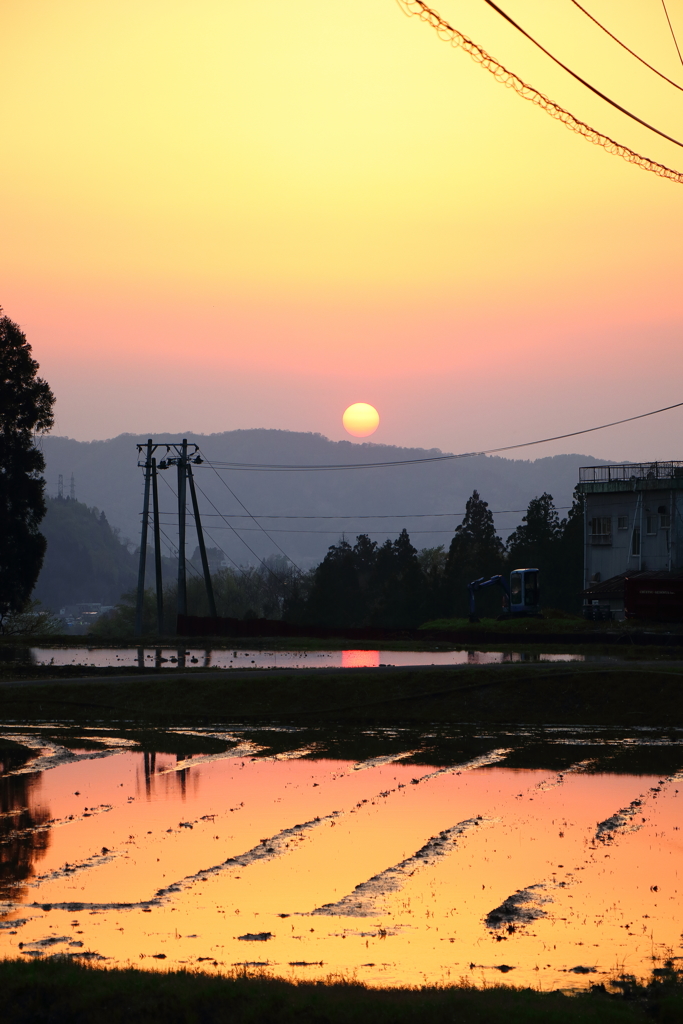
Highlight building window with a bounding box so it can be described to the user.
[646,515,657,535]
[590,517,612,544]
[631,527,640,556]
[658,505,670,529]
[617,516,628,530]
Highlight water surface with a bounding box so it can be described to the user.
[27,647,592,670]
[1,723,681,989]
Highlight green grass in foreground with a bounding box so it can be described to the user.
[2,959,683,1024]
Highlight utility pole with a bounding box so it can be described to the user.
[70,473,76,501]
[135,439,153,636]
[58,474,63,499]
[151,457,164,633]
[187,461,217,617]
[136,438,211,635]
[177,438,188,617]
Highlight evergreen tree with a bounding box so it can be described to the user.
[507,491,584,613]
[0,311,55,628]
[305,538,360,627]
[506,492,561,565]
[507,492,562,609]
[444,491,505,617]
[367,529,424,627]
[555,487,585,613]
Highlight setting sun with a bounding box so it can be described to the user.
[342,402,380,438]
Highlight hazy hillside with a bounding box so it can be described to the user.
[33,497,139,612]
[39,431,608,570]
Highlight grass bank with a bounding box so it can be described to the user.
[1,661,683,727]
[2,959,683,1024]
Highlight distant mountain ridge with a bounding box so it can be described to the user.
[39,430,611,569]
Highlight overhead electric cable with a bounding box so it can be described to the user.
[197,400,683,471]
[477,0,683,148]
[199,452,305,574]
[156,524,205,584]
[661,0,683,67]
[157,468,246,576]
[151,506,570,520]
[395,0,683,183]
[192,478,304,583]
[568,0,683,90]
[155,524,524,536]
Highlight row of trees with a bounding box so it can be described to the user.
[284,489,585,627]
[97,488,584,633]
[93,555,299,635]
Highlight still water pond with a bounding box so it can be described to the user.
[27,648,592,670]
[1,723,681,989]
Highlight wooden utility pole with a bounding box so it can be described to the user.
[136,438,213,635]
[134,439,153,636]
[151,457,164,633]
[177,438,188,617]
[187,461,217,618]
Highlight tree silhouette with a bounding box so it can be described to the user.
[444,490,505,617]
[507,492,561,560]
[0,743,51,902]
[0,311,55,627]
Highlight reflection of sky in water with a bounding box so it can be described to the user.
[29,648,588,669]
[0,727,681,989]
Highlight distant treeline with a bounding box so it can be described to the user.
[92,556,298,636]
[285,489,584,627]
[93,489,584,633]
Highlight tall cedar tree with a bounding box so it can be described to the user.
[303,530,425,628]
[0,311,55,624]
[506,492,562,608]
[507,490,585,612]
[444,490,505,617]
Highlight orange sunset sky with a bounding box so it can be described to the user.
[1,0,682,458]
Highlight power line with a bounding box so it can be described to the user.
[198,400,683,471]
[569,0,683,91]
[149,506,570,520]
[158,465,302,583]
[661,0,683,67]
[157,467,248,577]
[395,0,683,183]
[478,0,683,148]
[199,452,305,574]
[191,477,303,583]
[157,523,523,536]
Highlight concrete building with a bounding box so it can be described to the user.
[577,462,683,618]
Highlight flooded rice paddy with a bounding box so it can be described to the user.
[1,721,682,989]
[23,647,594,670]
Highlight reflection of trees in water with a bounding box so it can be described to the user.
[0,746,51,902]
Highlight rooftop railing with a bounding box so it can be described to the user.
[579,462,683,484]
